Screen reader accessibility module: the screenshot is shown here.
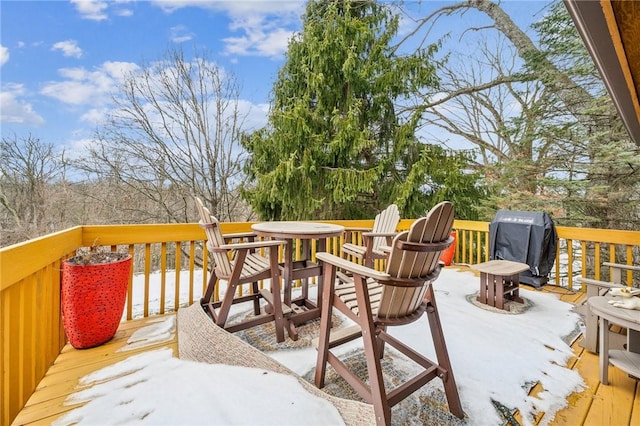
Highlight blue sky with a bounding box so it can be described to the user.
[1,0,306,148]
[1,0,549,151]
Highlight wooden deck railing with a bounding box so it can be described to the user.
[1,220,638,425]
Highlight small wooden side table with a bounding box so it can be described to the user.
[473,260,530,310]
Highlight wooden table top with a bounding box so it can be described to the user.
[588,296,640,330]
[473,259,530,275]
[251,221,345,239]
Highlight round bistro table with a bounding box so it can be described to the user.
[251,221,344,340]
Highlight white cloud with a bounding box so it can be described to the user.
[40,61,139,106]
[0,83,45,125]
[101,61,140,79]
[113,0,134,17]
[71,0,109,21]
[115,8,133,17]
[237,100,269,132]
[170,25,194,43]
[52,40,83,58]
[41,81,95,105]
[80,108,109,125]
[150,0,303,59]
[0,45,8,66]
[223,17,293,57]
[71,0,134,19]
[68,136,97,152]
[223,4,301,59]
[151,0,302,15]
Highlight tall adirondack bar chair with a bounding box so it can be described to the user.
[195,197,290,343]
[314,201,464,425]
[342,204,400,268]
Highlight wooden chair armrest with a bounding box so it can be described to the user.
[378,245,392,254]
[396,235,454,253]
[361,231,397,238]
[343,227,372,244]
[575,277,623,289]
[198,221,255,240]
[602,262,640,272]
[575,276,624,299]
[316,252,390,281]
[343,227,372,232]
[219,239,285,251]
[223,232,257,240]
[602,262,640,285]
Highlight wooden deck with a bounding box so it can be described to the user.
[12,315,178,425]
[11,287,640,426]
[528,287,640,426]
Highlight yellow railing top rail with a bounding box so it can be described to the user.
[0,227,82,291]
[555,226,640,245]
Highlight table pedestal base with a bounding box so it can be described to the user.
[252,221,345,342]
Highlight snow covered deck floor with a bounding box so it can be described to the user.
[12,287,640,426]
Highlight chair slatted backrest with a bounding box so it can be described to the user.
[371,204,400,252]
[195,197,233,277]
[377,201,454,319]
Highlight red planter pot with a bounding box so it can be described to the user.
[439,231,457,266]
[62,254,132,349]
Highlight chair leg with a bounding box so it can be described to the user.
[268,253,286,343]
[215,282,240,328]
[251,281,261,315]
[424,286,464,419]
[215,255,246,328]
[376,325,387,359]
[271,284,285,343]
[315,263,337,389]
[202,267,218,305]
[201,269,220,321]
[353,274,390,426]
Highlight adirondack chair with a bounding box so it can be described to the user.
[314,201,464,425]
[576,262,640,353]
[195,197,290,343]
[342,204,400,268]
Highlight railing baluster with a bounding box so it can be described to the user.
[567,239,574,289]
[160,242,167,314]
[175,241,182,313]
[188,241,196,304]
[626,245,634,285]
[594,242,601,280]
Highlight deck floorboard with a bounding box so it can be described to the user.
[13,315,177,425]
[11,284,639,426]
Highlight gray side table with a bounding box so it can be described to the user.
[587,296,640,385]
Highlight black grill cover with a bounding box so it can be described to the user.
[489,210,558,288]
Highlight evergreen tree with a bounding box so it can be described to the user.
[532,0,640,229]
[243,0,484,221]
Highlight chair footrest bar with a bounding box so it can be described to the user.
[258,288,293,315]
[313,325,362,349]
